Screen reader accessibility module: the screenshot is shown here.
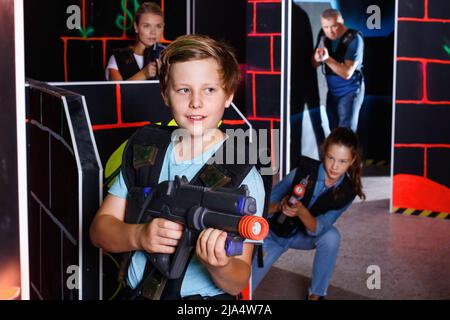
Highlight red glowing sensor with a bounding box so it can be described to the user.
[293,184,306,197]
[288,183,306,206]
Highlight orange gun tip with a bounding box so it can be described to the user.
[238,216,269,241]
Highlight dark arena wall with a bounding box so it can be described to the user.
[26,81,103,299]
[392,0,450,217]
[0,0,22,301]
[2,0,449,302]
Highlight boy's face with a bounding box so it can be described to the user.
[164,58,234,138]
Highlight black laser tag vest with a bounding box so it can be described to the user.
[113,44,164,80]
[120,124,270,299]
[317,28,362,77]
[270,156,356,238]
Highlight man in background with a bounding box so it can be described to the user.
[313,9,364,132]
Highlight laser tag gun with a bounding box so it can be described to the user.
[138,176,269,279]
[271,176,309,237]
[316,33,326,51]
[289,175,309,203]
[143,44,163,78]
[315,30,327,74]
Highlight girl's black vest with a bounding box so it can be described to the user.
[113,44,164,80]
[270,156,356,238]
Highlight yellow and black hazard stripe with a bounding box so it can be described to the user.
[393,207,450,220]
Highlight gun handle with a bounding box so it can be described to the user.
[225,236,244,256]
[147,228,195,279]
[277,212,287,224]
[147,252,170,277]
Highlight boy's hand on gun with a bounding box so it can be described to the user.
[137,218,184,254]
[196,228,231,268]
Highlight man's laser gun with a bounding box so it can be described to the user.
[138,176,269,279]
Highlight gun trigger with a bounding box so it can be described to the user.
[161,204,171,216]
[180,176,189,184]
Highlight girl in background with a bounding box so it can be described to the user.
[252,127,365,300]
[106,2,165,81]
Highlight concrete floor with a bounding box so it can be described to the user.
[254,174,450,300]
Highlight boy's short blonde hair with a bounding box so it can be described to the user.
[159,34,241,98]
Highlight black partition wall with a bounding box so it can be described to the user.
[0,0,26,301]
[392,0,450,218]
[26,80,102,300]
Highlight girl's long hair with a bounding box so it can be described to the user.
[321,127,366,200]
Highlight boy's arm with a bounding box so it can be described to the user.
[90,194,184,254]
[198,166,263,294]
[90,194,139,253]
[196,229,253,296]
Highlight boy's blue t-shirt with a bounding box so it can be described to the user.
[109,139,266,297]
[326,33,364,97]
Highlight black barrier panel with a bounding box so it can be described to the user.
[26,80,102,300]
[428,148,450,188]
[64,84,118,125]
[397,22,450,61]
[393,147,424,178]
[120,83,170,123]
[392,0,450,214]
[92,127,138,168]
[395,104,450,144]
[55,82,172,182]
[398,0,424,18]
[0,0,22,301]
[67,41,105,81]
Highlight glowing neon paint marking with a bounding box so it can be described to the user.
[115,0,140,31]
[444,45,450,56]
[78,26,94,38]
